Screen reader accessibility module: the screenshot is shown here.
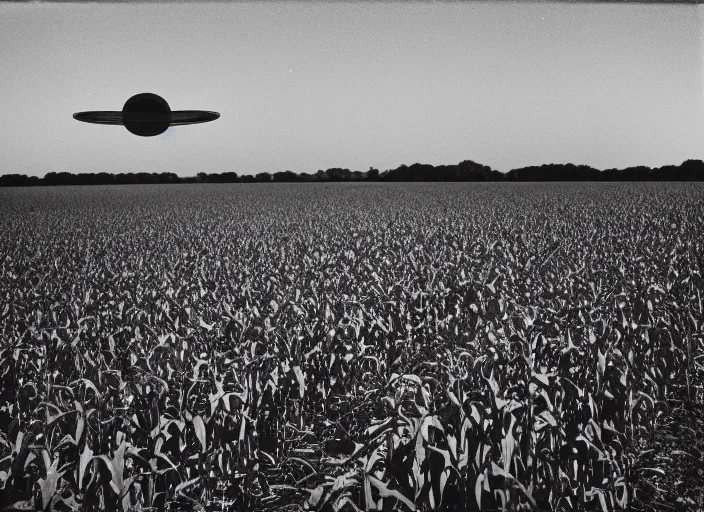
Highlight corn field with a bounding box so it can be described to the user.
[0,182,703,511]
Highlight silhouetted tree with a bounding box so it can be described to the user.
[135,172,155,184]
[95,172,114,185]
[380,161,500,182]
[4,158,704,187]
[0,174,39,187]
[657,165,680,181]
[159,172,180,184]
[43,172,75,185]
[457,160,499,181]
[506,163,600,181]
[386,164,409,182]
[211,172,238,183]
[273,171,299,182]
[619,166,653,181]
[325,168,352,181]
[679,160,704,181]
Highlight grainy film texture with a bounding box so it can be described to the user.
[0,182,703,511]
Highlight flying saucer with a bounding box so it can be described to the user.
[73,92,219,137]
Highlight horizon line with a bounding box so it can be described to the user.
[2,158,703,180]
[3,0,702,4]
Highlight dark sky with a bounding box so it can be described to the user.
[1,2,703,176]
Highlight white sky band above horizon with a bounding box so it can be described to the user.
[1,2,703,176]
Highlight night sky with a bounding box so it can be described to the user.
[1,1,703,176]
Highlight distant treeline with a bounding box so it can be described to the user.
[2,159,704,186]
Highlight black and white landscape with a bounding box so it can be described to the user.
[1,182,703,511]
[2,0,704,510]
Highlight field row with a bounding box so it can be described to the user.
[1,183,703,511]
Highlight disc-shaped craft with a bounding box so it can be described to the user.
[73,93,219,137]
